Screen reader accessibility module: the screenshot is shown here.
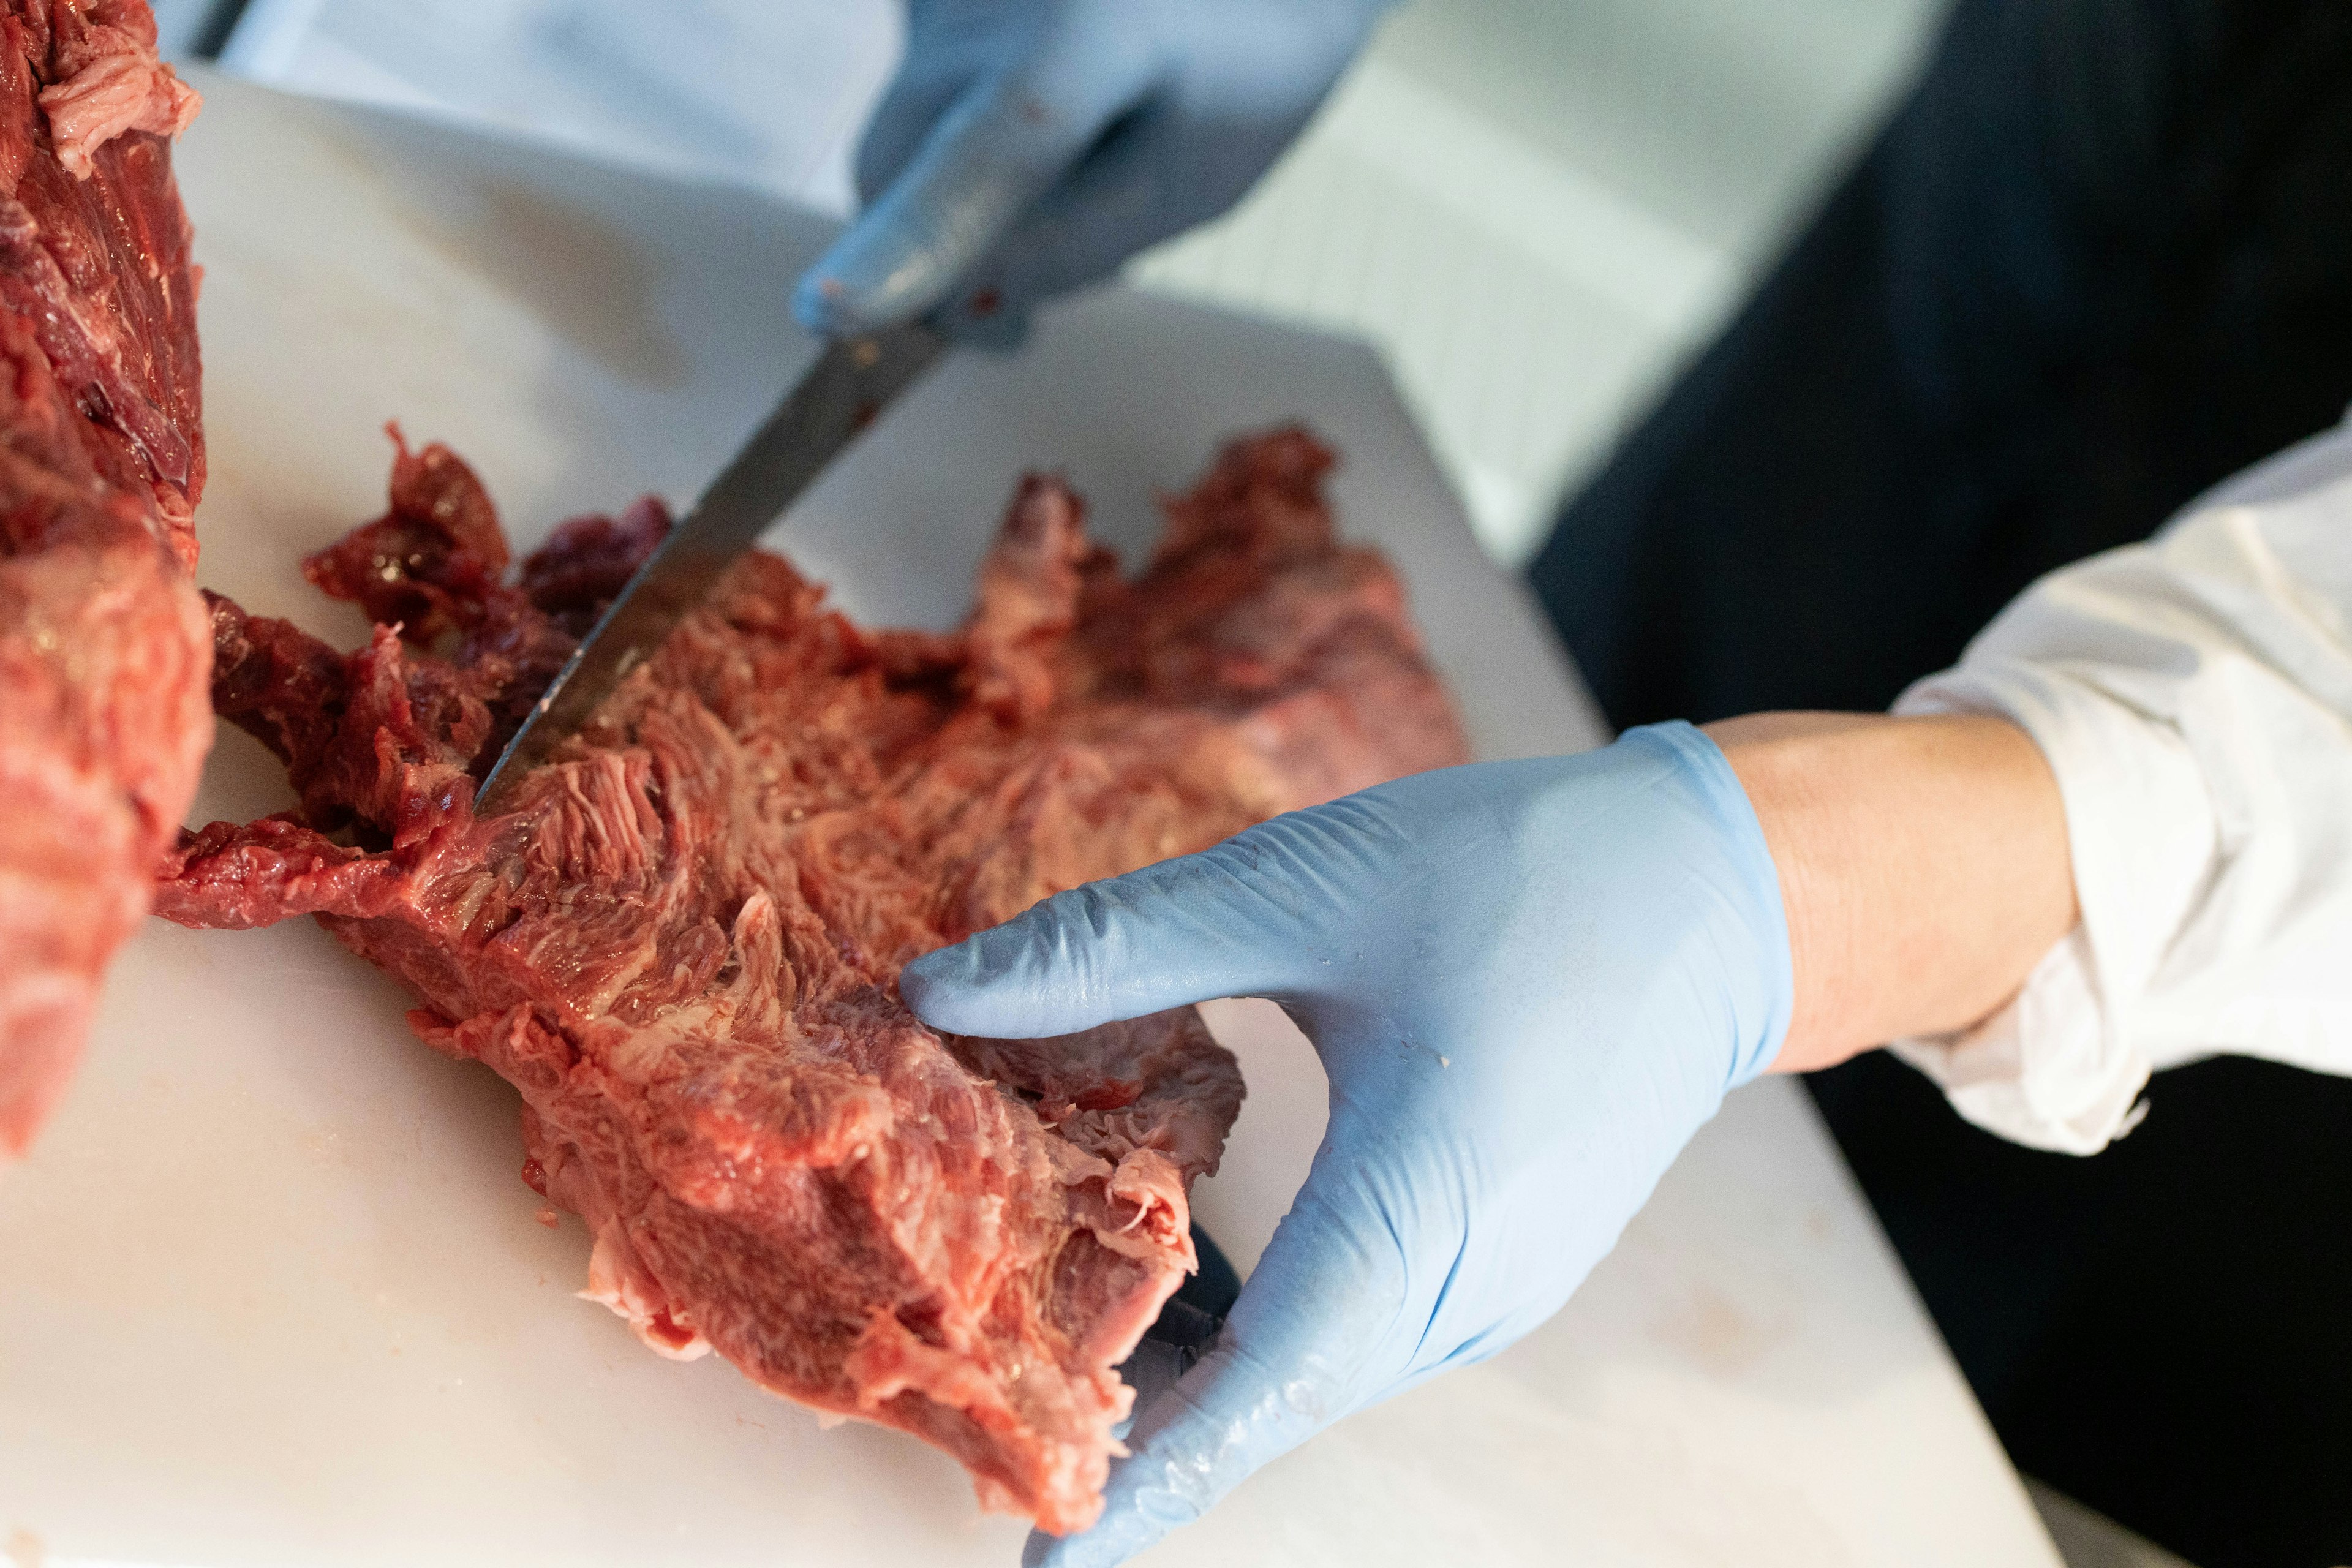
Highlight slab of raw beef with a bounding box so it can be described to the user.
[0,0,204,1154]
[157,426,1467,1531]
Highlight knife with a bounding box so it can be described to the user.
[474,320,947,815]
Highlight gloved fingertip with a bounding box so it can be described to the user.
[895,941,976,1022]
[790,267,885,337]
[899,934,1066,1039]
[788,272,840,335]
[905,859,1276,1038]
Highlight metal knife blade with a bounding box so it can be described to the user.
[474,320,947,814]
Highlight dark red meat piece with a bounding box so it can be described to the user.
[302,426,513,641]
[0,0,204,1154]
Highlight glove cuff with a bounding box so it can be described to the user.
[1624,721,1796,1088]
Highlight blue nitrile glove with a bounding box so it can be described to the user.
[900,722,1795,1566]
[793,0,1394,341]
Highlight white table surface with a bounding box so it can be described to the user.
[0,72,2063,1568]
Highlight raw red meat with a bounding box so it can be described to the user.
[158,427,1467,1531]
[0,0,205,1155]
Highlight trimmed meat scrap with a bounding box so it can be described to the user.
[0,0,204,1155]
[158,426,1468,1532]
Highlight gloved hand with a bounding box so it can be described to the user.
[793,0,1394,341]
[900,722,1795,1565]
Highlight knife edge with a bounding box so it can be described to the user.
[474,321,946,814]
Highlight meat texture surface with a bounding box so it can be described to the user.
[0,0,204,1153]
[159,428,1467,1531]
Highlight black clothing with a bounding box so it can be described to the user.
[1528,3,2352,1562]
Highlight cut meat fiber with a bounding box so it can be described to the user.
[0,0,204,1155]
[165,431,1450,1528]
[160,426,1468,1533]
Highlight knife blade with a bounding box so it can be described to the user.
[474,320,947,814]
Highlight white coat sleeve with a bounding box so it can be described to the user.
[1889,415,2352,1154]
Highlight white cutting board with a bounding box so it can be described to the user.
[0,74,2062,1568]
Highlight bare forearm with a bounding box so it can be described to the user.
[1702,712,2078,1072]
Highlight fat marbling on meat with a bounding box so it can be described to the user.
[158,426,1468,1532]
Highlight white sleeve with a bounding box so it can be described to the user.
[1888,415,2352,1154]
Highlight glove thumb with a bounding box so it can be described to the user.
[1022,1136,1412,1566]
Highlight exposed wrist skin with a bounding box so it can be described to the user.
[1701,712,2079,1074]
